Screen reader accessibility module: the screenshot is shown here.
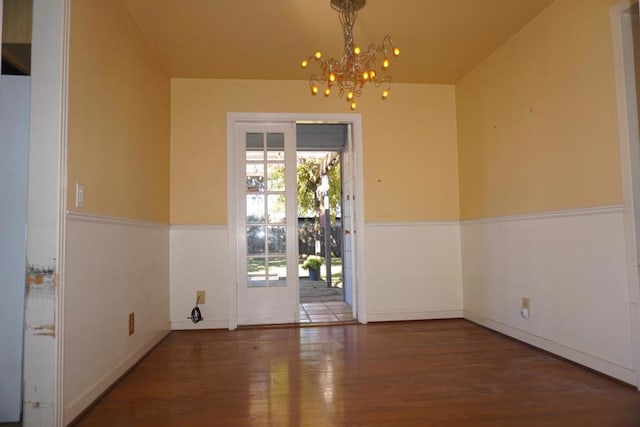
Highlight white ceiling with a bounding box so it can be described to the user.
[122,0,555,84]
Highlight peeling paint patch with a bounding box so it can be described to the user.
[24,400,54,410]
[24,265,57,338]
[33,324,55,337]
[26,265,56,289]
[23,263,57,426]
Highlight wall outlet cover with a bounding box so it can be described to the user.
[196,290,206,304]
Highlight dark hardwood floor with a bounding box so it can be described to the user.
[72,320,640,426]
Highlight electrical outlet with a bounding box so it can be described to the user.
[196,290,206,304]
[521,297,530,319]
[129,312,135,335]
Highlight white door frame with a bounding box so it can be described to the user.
[611,0,640,389]
[226,112,367,329]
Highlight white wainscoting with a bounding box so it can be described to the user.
[365,221,464,322]
[170,225,229,330]
[63,213,170,424]
[461,206,637,385]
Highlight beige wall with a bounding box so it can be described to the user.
[456,0,623,219]
[171,79,460,224]
[67,0,170,223]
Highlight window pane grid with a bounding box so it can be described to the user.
[245,131,288,288]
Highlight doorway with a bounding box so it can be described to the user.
[296,124,353,323]
[227,113,367,329]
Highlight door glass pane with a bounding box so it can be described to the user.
[268,226,286,255]
[268,257,287,287]
[266,133,284,149]
[246,164,265,192]
[267,164,285,191]
[247,226,265,255]
[266,133,285,160]
[246,195,265,223]
[246,151,264,162]
[248,257,267,287]
[246,133,263,150]
[267,194,286,223]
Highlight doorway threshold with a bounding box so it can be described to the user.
[237,319,358,330]
[300,301,353,323]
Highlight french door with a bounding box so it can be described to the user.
[236,123,299,325]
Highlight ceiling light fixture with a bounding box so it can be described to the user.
[300,0,400,111]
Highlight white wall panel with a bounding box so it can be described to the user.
[63,214,170,424]
[170,226,229,329]
[461,207,636,384]
[365,222,464,322]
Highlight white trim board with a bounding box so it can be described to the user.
[366,206,625,228]
[366,220,460,228]
[67,211,170,229]
[368,310,463,323]
[461,205,625,225]
[170,224,227,231]
[171,320,228,330]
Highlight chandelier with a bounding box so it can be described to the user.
[301,0,400,110]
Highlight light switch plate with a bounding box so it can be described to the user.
[75,183,84,208]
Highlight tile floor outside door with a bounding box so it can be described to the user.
[299,301,354,323]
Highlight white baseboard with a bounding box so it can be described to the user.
[171,319,229,330]
[464,310,637,386]
[63,326,170,425]
[367,309,463,323]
